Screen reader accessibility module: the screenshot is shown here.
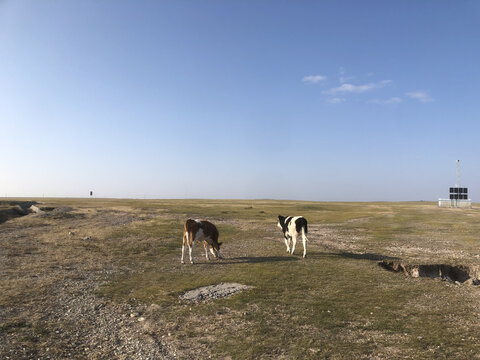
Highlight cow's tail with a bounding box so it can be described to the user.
[301,224,308,242]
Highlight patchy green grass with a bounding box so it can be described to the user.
[91,200,480,358]
[3,198,479,358]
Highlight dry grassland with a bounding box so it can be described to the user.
[1,199,479,359]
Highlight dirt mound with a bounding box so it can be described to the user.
[0,201,38,223]
[179,283,253,302]
[379,260,480,285]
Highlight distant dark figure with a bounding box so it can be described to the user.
[277,215,308,258]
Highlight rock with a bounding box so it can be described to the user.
[82,236,91,241]
[29,205,44,214]
[179,283,253,302]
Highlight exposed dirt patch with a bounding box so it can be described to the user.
[179,283,253,303]
[0,201,38,223]
[0,204,174,359]
[379,260,480,285]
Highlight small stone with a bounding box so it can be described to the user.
[82,236,91,241]
[138,317,145,322]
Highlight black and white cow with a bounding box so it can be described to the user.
[277,215,308,258]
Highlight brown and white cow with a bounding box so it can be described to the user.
[181,219,222,264]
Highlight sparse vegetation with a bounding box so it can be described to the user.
[1,198,479,359]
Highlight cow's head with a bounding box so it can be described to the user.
[277,215,285,230]
[211,241,223,259]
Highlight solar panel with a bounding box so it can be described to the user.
[447,187,470,200]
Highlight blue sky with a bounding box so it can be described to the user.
[1,1,479,201]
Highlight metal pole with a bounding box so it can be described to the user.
[456,160,460,188]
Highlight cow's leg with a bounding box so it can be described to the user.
[189,233,195,264]
[204,242,210,260]
[284,236,291,253]
[181,232,187,264]
[302,229,308,258]
[209,246,217,258]
[291,233,297,255]
[189,243,195,264]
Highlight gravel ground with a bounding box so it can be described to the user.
[0,206,175,360]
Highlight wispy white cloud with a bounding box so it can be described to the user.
[368,97,403,104]
[303,69,434,106]
[323,80,392,95]
[302,75,326,84]
[327,97,345,104]
[339,75,356,84]
[338,67,355,83]
[405,91,434,103]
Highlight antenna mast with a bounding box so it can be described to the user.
[456,160,460,188]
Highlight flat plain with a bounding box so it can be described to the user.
[1,198,479,359]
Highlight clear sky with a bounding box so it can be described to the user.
[1,1,479,201]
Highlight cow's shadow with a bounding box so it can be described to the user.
[217,256,299,264]
[337,252,400,261]
[307,251,399,261]
[195,252,398,265]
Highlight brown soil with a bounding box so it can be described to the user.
[0,204,174,359]
[379,260,480,285]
